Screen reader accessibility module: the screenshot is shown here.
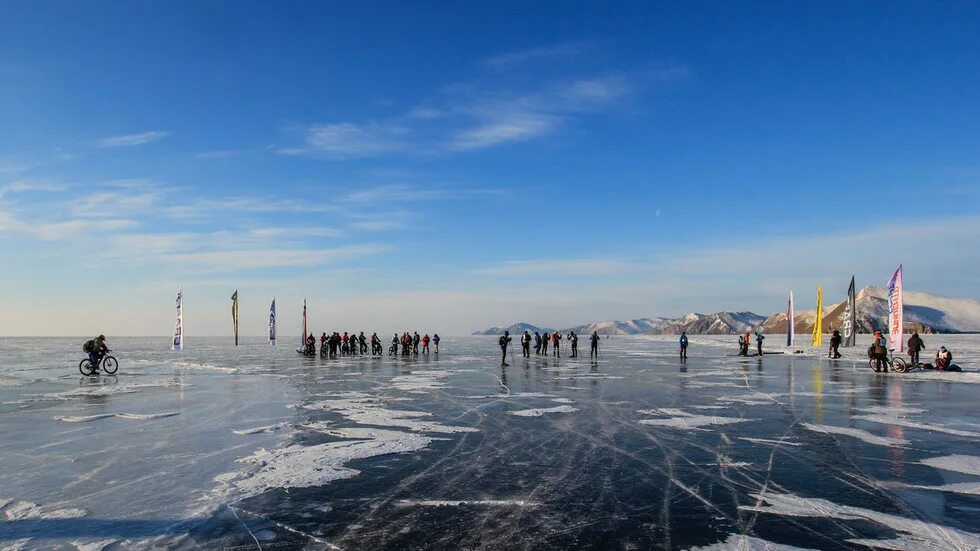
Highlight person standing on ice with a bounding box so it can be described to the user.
[534,331,542,355]
[755,331,765,356]
[542,332,550,355]
[679,332,688,359]
[591,331,600,358]
[552,331,562,357]
[829,330,842,358]
[412,332,421,355]
[499,331,512,366]
[907,332,925,366]
[433,333,440,353]
[569,331,579,357]
[422,334,430,355]
[521,330,531,357]
[871,331,888,372]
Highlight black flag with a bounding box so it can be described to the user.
[842,277,856,347]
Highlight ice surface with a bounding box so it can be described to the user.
[1,334,979,549]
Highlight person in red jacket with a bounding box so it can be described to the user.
[422,334,430,355]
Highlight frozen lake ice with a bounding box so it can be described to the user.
[1,335,979,550]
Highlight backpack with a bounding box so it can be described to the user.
[82,340,95,353]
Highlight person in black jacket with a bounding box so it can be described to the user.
[521,330,531,358]
[907,332,925,365]
[590,331,600,358]
[499,331,512,366]
[829,330,842,359]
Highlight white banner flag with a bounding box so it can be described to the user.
[172,288,183,351]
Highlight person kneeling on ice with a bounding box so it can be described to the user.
[934,346,961,371]
[499,331,512,366]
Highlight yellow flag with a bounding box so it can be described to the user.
[811,285,823,347]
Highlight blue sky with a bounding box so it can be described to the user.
[1,1,979,336]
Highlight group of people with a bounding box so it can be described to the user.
[736,331,765,357]
[391,332,439,356]
[300,331,440,357]
[869,330,959,372]
[499,330,601,365]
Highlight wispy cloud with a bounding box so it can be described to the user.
[484,43,589,69]
[281,47,647,159]
[476,258,636,276]
[279,123,409,159]
[97,131,170,148]
[163,244,387,273]
[0,181,66,200]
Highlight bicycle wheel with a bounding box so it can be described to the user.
[102,356,119,374]
[79,359,96,376]
[891,357,908,373]
[868,359,877,371]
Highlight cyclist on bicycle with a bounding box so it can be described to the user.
[85,335,108,368]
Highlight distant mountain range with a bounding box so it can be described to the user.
[473,287,980,336]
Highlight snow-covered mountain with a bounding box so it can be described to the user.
[471,322,555,336]
[759,286,980,334]
[474,287,980,336]
[566,318,673,335]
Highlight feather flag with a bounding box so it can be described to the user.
[300,299,308,348]
[811,285,823,347]
[172,288,183,351]
[786,291,794,347]
[888,265,904,352]
[842,276,856,347]
[269,298,277,346]
[231,290,239,346]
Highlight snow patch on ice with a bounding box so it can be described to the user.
[638,408,756,430]
[508,405,579,417]
[740,491,980,551]
[53,412,179,423]
[173,361,239,373]
[231,422,290,435]
[550,398,574,404]
[920,454,980,476]
[1,500,87,520]
[303,392,477,434]
[395,499,540,508]
[71,539,120,551]
[390,370,457,392]
[220,428,433,498]
[739,437,804,447]
[853,414,980,438]
[801,423,909,447]
[685,533,819,550]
